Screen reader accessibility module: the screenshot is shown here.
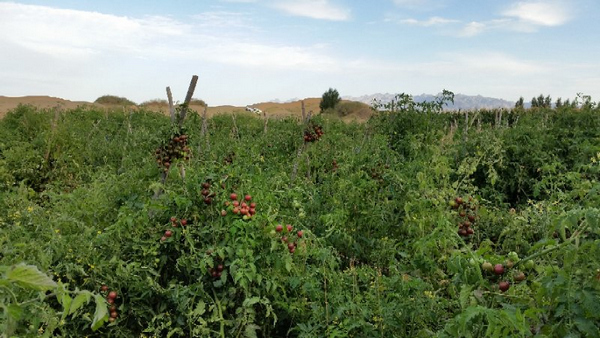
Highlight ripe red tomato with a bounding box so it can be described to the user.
[499,281,510,292]
[245,195,252,201]
[160,236,167,241]
[170,217,177,223]
[250,202,256,208]
[217,264,224,272]
[230,193,237,201]
[286,224,293,232]
[101,285,109,292]
[202,182,211,189]
[180,219,187,226]
[297,230,304,238]
[108,291,117,300]
[233,201,240,207]
[110,311,118,318]
[165,230,173,238]
[221,210,227,216]
[107,298,115,304]
[276,224,283,232]
[494,264,505,275]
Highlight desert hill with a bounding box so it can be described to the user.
[0,96,372,121]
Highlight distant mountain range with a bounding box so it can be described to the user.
[343,93,516,110]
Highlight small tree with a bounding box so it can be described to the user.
[320,88,341,113]
[531,97,538,108]
[515,97,524,109]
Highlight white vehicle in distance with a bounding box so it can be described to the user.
[245,106,263,115]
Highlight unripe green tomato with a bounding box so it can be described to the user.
[524,260,535,270]
[481,262,493,272]
[155,258,160,264]
[508,251,519,262]
[299,212,306,219]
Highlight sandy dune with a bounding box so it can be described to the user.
[0,96,371,121]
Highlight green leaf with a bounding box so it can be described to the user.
[60,293,72,320]
[69,292,91,315]
[574,317,598,336]
[243,296,260,307]
[7,304,23,321]
[91,294,108,331]
[244,323,260,338]
[5,263,57,291]
[285,258,292,272]
[192,300,205,317]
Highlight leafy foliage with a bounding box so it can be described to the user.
[1,96,600,336]
[319,88,341,113]
[94,95,137,106]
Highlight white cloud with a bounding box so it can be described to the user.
[0,3,190,58]
[273,0,350,21]
[392,0,446,10]
[0,2,337,71]
[458,22,486,37]
[400,16,458,26]
[503,1,571,26]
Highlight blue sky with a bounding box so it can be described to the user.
[0,0,598,106]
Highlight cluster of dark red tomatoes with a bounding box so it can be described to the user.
[100,285,119,322]
[160,216,187,241]
[275,223,303,254]
[208,263,225,279]
[205,250,226,279]
[303,124,323,143]
[449,196,478,237]
[222,193,256,220]
[154,134,191,171]
[200,181,216,205]
[481,260,526,293]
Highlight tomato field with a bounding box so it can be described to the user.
[1,94,600,337]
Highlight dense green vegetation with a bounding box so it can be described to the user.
[94,95,137,106]
[1,95,600,337]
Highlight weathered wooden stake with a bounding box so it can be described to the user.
[167,87,176,123]
[301,100,306,122]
